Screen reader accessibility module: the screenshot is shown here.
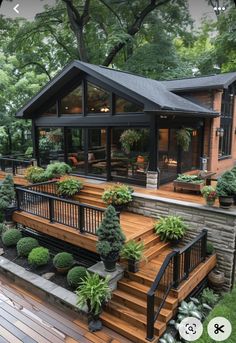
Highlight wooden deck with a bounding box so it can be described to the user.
[0,274,131,343]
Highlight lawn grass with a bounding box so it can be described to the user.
[196,287,236,342]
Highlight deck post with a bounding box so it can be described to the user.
[146,293,155,341]
[48,198,55,223]
[79,206,85,233]
[201,229,207,261]
[173,250,180,288]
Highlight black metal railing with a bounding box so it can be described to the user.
[15,186,105,235]
[146,229,207,341]
[25,181,58,196]
[0,156,34,175]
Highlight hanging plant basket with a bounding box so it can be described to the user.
[176,128,192,152]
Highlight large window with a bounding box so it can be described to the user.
[38,128,64,166]
[218,86,235,158]
[42,103,57,116]
[115,96,143,113]
[67,128,85,174]
[87,82,111,114]
[61,84,83,115]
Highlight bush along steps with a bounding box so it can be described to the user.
[2,228,22,247]
[154,215,187,245]
[67,266,87,289]
[101,184,133,212]
[96,205,126,272]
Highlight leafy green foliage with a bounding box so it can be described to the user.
[177,300,203,322]
[121,240,144,261]
[0,174,15,211]
[159,333,181,343]
[25,166,47,183]
[53,252,74,269]
[0,223,4,235]
[176,174,204,184]
[119,129,141,154]
[43,162,72,179]
[154,216,187,241]
[76,272,112,316]
[2,229,22,247]
[201,186,217,200]
[176,128,192,152]
[207,242,215,255]
[56,177,83,197]
[67,266,87,289]
[28,247,50,267]
[102,184,133,206]
[216,171,236,196]
[17,237,39,257]
[96,205,126,258]
[201,288,219,308]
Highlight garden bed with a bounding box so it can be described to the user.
[0,233,95,292]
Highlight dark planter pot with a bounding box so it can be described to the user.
[56,266,71,274]
[4,204,17,222]
[233,194,236,205]
[128,259,140,273]
[170,238,182,247]
[219,196,233,209]
[101,256,118,272]
[88,313,102,332]
[112,204,126,212]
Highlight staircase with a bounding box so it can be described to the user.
[75,183,106,208]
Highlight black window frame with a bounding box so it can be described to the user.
[218,85,235,160]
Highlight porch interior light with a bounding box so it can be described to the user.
[216,127,224,137]
[213,0,226,15]
[100,106,110,112]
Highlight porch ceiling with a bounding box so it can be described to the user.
[16,61,219,119]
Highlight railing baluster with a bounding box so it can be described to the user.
[49,198,54,223]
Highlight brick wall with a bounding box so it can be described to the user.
[128,193,236,291]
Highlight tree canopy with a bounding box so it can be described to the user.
[0,0,235,155]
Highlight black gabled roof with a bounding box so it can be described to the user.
[16,60,219,118]
[161,72,236,92]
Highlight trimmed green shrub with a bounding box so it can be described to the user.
[67,266,87,289]
[44,162,72,179]
[56,177,83,197]
[53,252,74,269]
[2,229,22,247]
[28,247,50,267]
[206,242,215,255]
[17,237,39,257]
[0,174,15,211]
[25,166,47,183]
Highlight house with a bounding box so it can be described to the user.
[15,61,236,188]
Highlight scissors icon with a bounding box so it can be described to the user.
[214,323,225,334]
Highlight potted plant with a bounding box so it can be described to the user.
[154,216,187,243]
[96,205,126,272]
[206,242,215,256]
[201,186,217,206]
[119,129,141,154]
[76,272,112,332]
[53,252,74,273]
[102,184,133,212]
[176,127,192,152]
[56,177,83,198]
[121,240,144,273]
[216,171,236,209]
[44,162,72,180]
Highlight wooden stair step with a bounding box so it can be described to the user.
[144,241,170,261]
[141,234,161,249]
[105,300,166,336]
[79,189,103,197]
[100,311,159,343]
[118,278,178,310]
[112,289,172,322]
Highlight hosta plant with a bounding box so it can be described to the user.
[154,216,187,242]
[56,177,83,197]
[159,333,181,343]
[201,288,219,307]
[121,240,144,261]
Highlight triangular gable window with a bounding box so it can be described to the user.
[87,82,110,114]
[116,96,143,113]
[44,103,57,115]
[61,84,83,114]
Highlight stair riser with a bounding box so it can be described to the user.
[112,293,146,314]
[142,237,161,250]
[106,304,164,336]
[125,272,153,287]
[101,317,158,343]
[145,244,169,261]
[118,283,177,310]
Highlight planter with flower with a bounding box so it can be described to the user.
[201,186,217,206]
[101,184,133,212]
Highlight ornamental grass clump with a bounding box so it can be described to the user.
[28,247,50,267]
[2,229,22,247]
[154,216,187,242]
[53,252,74,269]
[17,237,39,257]
[56,177,83,197]
[76,272,112,316]
[67,266,87,289]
